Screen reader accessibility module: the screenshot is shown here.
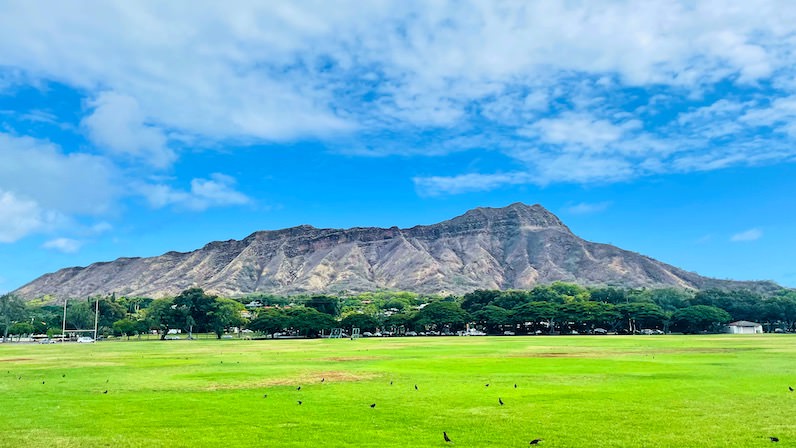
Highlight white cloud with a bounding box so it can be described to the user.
[42,237,83,253]
[0,133,118,215]
[414,172,530,196]
[563,202,612,215]
[140,173,251,211]
[82,91,175,168]
[730,228,763,242]
[2,2,796,194]
[0,189,61,243]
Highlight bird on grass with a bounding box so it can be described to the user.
[770,437,779,442]
[530,438,543,445]
[370,403,376,408]
[485,383,490,387]
[263,394,268,398]
[514,384,517,389]
[498,397,504,406]
[297,400,302,405]
[789,386,793,392]
[42,381,45,385]
[443,432,452,443]
[62,374,66,378]
[321,378,325,383]
[414,384,418,390]
[103,390,108,394]
[297,386,301,391]
[390,380,393,385]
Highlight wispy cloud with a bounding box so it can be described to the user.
[2,1,796,202]
[42,237,82,253]
[139,173,251,211]
[0,189,61,243]
[730,228,763,242]
[562,202,612,215]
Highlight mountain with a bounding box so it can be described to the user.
[13,203,778,299]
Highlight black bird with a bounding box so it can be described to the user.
[770,437,779,442]
[103,390,108,394]
[514,384,517,389]
[485,383,490,387]
[42,381,45,385]
[443,432,452,443]
[297,386,301,391]
[17,376,21,380]
[297,400,302,405]
[390,380,393,385]
[789,386,794,392]
[370,403,376,408]
[263,394,268,398]
[414,384,418,390]
[321,378,325,383]
[530,439,543,445]
[498,397,504,405]
[62,374,66,378]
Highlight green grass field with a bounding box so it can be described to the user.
[1,335,795,447]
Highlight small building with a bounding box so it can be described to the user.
[726,320,763,334]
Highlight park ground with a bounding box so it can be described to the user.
[1,335,795,447]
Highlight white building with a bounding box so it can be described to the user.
[726,320,763,334]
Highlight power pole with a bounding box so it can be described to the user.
[93,298,100,341]
[61,299,67,342]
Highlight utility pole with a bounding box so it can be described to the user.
[61,299,67,342]
[93,298,100,341]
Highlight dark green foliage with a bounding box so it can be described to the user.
[671,305,732,333]
[305,295,342,316]
[471,305,512,333]
[1,294,26,342]
[416,302,470,331]
[340,313,380,332]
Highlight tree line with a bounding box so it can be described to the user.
[2,283,795,341]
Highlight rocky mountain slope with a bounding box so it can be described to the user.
[14,203,777,299]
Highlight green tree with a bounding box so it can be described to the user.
[1,294,26,342]
[172,287,218,337]
[208,298,245,339]
[248,308,290,334]
[471,305,512,334]
[461,290,502,313]
[671,305,731,333]
[112,318,139,339]
[415,301,470,331]
[8,322,34,341]
[511,301,558,333]
[340,313,380,333]
[144,298,179,340]
[305,295,342,316]
[285,307,337,337]
[616,302,667,333]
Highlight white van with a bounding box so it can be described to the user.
[77,337,95,343]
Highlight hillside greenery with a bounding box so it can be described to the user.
[3,282,795,340]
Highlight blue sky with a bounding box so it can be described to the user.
[1,1,796,292]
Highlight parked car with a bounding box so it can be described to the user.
[77,337,95,343]
[38,338,57,344]
[593,328,608,335]
[164,336,181,340]
[503,331,516,336]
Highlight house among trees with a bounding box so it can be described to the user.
[725,320,764,334]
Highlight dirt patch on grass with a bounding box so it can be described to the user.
[320,356,378,362]
[199,370,377,391]
[0,358,33,362]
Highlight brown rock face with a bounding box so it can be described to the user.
[13,203,777,299]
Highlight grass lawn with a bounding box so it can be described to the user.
[1,335,795,447]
